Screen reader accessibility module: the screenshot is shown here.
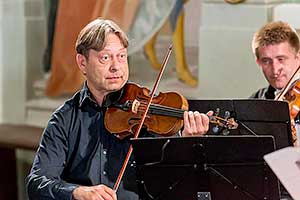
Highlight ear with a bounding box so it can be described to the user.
[294,50,300,67]
[296,50,300,60]
[255,57,260,66]
[76,54,87,75]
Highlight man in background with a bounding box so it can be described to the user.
[251,21,300,147]
[251,21,300,200]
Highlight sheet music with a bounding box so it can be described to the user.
[264,147,300,200]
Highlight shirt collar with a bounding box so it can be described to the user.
[79,82,124,108]
[266,85,276,99]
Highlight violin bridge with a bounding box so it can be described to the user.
[131,99,141,114]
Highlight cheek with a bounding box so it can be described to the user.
[94,64,108,76]
[285,63,297,75]
[123,64,129,77]
[262,67,271,76]
[125,67,129,78]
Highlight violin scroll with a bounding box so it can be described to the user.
[209,108,238,135]
[209,116,239,130]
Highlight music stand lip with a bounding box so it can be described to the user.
[131,135,280,200]
[131,135,276,164]
[187,99,293,149]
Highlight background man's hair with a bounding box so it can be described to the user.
[252,21,300,59]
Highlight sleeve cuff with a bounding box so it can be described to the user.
[53,182,80,200]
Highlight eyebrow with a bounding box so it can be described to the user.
[275,55,288,59]
[260,55,288,60]
[101,47,127,52]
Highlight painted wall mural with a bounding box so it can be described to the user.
[44,0,197,97]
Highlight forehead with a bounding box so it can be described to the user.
[102,33,126,50]
[257,42,296,58]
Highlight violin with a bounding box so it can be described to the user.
[277,79,300,146]
[104,82,238,139]
[275,67,300,146]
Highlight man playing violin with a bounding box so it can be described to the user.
[251,21,300,200]
[251,21,300,144]
[26,18,211,200]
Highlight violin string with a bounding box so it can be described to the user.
[126,99,237,133]
[136,101,235,128]
[136,100,185,118]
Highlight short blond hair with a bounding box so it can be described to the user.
[252,21,300,59]
[75,18,129,59]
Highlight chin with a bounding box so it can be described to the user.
[273,83,284,90]
[109,83,124,91]
[106,78,126,90]
[107,86,121,92]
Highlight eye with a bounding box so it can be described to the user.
[99,53,111,63]
[277,57,286,63]
[260,58,272,65]
[118,52,127,62]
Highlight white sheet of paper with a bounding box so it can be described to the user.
[264,147,300,200]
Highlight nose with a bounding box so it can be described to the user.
[110,56,120,72]
[271,60,282,77]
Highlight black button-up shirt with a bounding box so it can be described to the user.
[26,83,142,200]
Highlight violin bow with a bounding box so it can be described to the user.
[113,44,173,191]
[275,65,300,101]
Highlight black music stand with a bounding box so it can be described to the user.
[188,99,293,149]
[131,136,280,200]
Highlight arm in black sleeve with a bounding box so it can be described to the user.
[25,111,78,200]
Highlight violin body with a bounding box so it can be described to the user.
[285,80,300,119]
[105,82,188,139]
[283,79,300,146]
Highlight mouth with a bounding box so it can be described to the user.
[107,75,122,79]
[106,76,123,81]
[271,76,286,87]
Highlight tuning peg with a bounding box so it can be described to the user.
[215,108,220,116]
[221,129,230,136]
[224,111,230,119]
[212,126,220,134]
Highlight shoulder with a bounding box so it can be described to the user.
[40,92,82,143]
[250,87,269,99]
[250,85,276,99]
[54,91,81,117]
[46,91,81,131]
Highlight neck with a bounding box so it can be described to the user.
[91,92,107,105]
[86,83,108,105]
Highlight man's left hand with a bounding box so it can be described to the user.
[182,111,213,136]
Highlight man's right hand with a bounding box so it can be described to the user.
[73,184,117,200]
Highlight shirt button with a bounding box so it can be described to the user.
[103,171,107,175]
[130,161,136,167]
[103,150,107,155]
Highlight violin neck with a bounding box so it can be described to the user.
[113,101,185,118]
[149,104,184,118]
